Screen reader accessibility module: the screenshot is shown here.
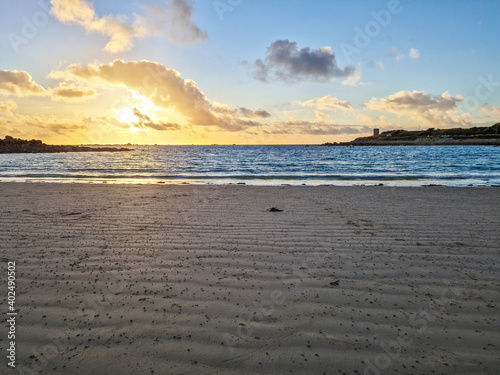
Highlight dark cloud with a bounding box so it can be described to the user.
[239,107,271,118]
[252,40,355,83]
[132,107,180,131]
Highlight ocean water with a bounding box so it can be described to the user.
[0,145,499,187]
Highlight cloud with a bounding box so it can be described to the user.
[365,90,471,127]
[342,65,369,87]
[388,47,420,61]
[409,48,420,59]
[388,47,404,61]
[0,101,18,117]
[50,82,96,101]
[252,40,355,83]
[358,114,391,126]
[45,123,88,135]
[2,111,88,136]
[480,105,500,118]
[314,110,330,122]
[301,96,353,111]
[50,0,207,53]
[144,0,208,44]
[51,60,265,131]
[0,70,46,96]
[367,60,384,70]
[131,107,180,131]
[265,120,371,135]
[50,0,148,53]
[238,107,271,118]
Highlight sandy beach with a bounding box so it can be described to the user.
[0,183,499,375]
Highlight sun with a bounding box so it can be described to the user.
[114,91,160,130]
[115,106,137,123]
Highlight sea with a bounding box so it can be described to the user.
[1,145,499,187]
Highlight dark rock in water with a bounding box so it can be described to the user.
[0,135,133,153]
[268,207,283,212]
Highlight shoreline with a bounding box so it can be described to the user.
[0,178,500,189]
[1,183,499,374]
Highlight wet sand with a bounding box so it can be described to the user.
[0,183,499,374]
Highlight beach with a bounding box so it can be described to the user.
[0,183,499,374]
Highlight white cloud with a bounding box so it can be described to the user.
[0,70,46,96]
[50,0,147,53]
[388,47,404,61]
[263,120,371,135]
[50,60,266,131]
[367,60,384,70]
[0,101,17,117]
[301,96,353,111]
[343,65,371,87]
[144,0,208,44]
[50,0,207,53]
[365,90,471,128]
[409,48,420,59]
[480,105,500,118]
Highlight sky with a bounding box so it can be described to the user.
[0,0,499,145]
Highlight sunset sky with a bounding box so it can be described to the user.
[1,0,499,145]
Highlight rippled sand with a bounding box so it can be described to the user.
[0,183,498,374]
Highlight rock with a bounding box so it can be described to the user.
[0,136,133,153]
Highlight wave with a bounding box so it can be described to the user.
[1,172,499,182]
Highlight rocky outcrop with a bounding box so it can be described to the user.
[325,136,500,146]
[0,136,133,153]
[323,124,500,146]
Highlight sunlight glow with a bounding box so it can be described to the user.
[115,106,137,123]
[114,92,160,131]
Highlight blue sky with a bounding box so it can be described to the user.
[0,0,499,144]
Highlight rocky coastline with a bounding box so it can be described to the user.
[324,137,500,147]
[0,136,133,153]
[323,124,500,147]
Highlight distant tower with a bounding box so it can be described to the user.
[373,128,380,137]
